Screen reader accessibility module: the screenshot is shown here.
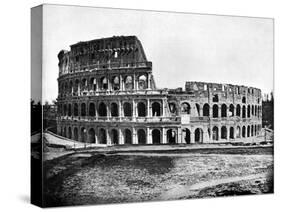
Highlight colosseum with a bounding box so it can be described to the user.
[56,35,263,145]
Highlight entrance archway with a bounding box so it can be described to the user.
[167,129,177,144]
[152,129,161,144]
[195,128,203,143]
[212,126,219,141]
[137,129,146,144]
[111,129,119,145]
[137,102,146,117]
[88,128,95,143]
[124,129,132,144]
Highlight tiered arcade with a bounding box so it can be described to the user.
[56,36,262,145]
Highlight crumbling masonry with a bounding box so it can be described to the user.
[57,36,262,145]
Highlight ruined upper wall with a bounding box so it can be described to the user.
[58,36,149,76]
[184,81,262,104]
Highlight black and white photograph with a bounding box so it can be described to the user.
[30,4,274,208]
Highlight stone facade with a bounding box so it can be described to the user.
[56,36,262,145]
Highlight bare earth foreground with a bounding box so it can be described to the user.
[43,142,273,207]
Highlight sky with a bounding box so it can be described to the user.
[38,4,273,102]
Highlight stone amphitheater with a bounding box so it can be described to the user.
[56,35,262,145]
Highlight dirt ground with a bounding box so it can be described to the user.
[43,146,273,207]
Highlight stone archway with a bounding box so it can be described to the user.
[137,129,146,144]
[152,129,161,144]
[194,128,203,143]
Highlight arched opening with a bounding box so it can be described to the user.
[236,104,241,117]
[69,81,73,94]
[89,103,96,117]
[221,104,227,117]
[99,128,107,144]
[123,102,132,117]
[74,127,78,141]
[229,104,235,117]
[255,125,257,135]
[212,126,219,141]
[100,77,108,90]
[80,127,87,142]
[167,129,176,144]
[251,125,254,136]
[63,104,67,116]
[152,102,161,116]
[203,104,210,117]
[236,126,241,138]
[247,105,251,118]
[230,127,234,139]
[81,78,87,91]
[88,128,96,143]
[68,127,72,139]
[195,128,203,143]
[213,104,219,118]
[247,126,250,137]
[242,96,246,104]
[221,126,227,139]
[68,104,72,116]
[181,102,191,114]
[242,105,246,118]
[81,103,86,117]
[213,94,219,102]
[63,127,67,137]
[111,129,118,145]
[137,129,146,144]
[124,129,132,144]
[112,76,120,91]
[64,83,68,95]
[124,75,133,90]
[74,103,78,116]
[98,102,107,116]
[137,102,146,117]
[182,128,191,144]
[169,103,177,115]
[242,126,246,138]
[89,78,96,91]
[252,105,254,116]
[138,75,147,89]
[111,103,118,117]
[152,129,161,144]
[74,79,79,94]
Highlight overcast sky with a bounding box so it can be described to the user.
[38,4,273,102]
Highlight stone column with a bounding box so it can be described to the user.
[203,130,209,143]
[190,132,195,144]
[177,128,181,144]
[147,99,151,117]
[96,78,99,91]
[218,105,221,118]
[106,129,111,145]
[119,128,124,145]
[162,128,167,144]
[120,75,123,91]
[132,100,136,118]
[119,101,123,118]
[147,127,152,144]
[162,99,165,117]
[132,128,137,144]
[147,73,151,89]
[218,126,221,141]
[107,77,111,91]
